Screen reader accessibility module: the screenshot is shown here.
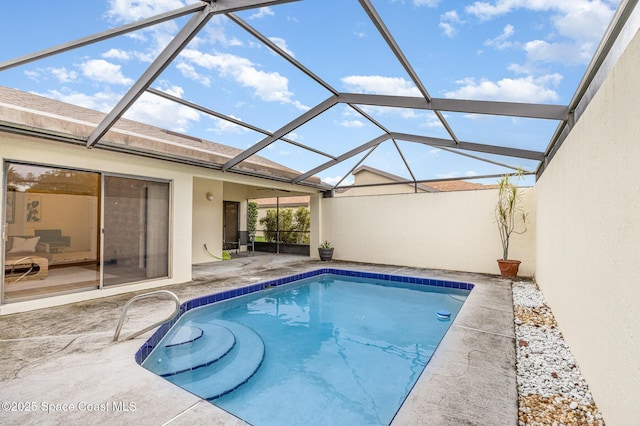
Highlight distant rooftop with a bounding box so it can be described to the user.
[343,165,498,193]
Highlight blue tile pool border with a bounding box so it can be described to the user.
[135,268,475,364]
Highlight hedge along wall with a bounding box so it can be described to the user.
[319,188,535,277]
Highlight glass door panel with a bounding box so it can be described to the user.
[102,176,169,286]
[3,163,100,303]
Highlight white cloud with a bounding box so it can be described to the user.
[442,10,463,22]
[525,39,594,65]
[465,0,551,21]
[248,7,275,20]
[485,24,515,50]
[285,131,302,140]
[49,67,78,83]
[413,0,440,6]
[322,175,354,186]
[269,37,295,57]
[341,75,420,96]
[43,82,201,133]
[554,2,616,42]
[180,49,308,110]
[24,70,40,82]
[445,74,562,102]
[80,59,134,85]
[439,22,457,38]
[176,62,211,87]
[203,17,243,48]
[339,120,365,128]
[102,49,131,62]
[126,89,201,132]
[439,10,464,38]
[121,84,200,131]
[466,0,618,65]
[207,116,250,135]
[507,62,540,75]
[106,0,188,22]
[357,104,420,120]
[40,89,121,113]
[420,113,445,128]
[106,1,184,64]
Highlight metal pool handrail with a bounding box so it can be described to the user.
[113,290,180,342]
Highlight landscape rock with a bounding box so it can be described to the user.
[513,280,605,425]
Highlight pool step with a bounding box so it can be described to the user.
[145,320,265,400]
[143,323,236,376]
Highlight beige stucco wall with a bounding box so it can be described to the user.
[534,28,640,424]
[1,133,318,313]
[320,188,535,276]
[192,177,223,264]
[1,134,194,314]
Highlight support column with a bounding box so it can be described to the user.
[309,193,322,259]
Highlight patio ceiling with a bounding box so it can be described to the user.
[0,0,635,191]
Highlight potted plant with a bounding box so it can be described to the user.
[318,241,334,261]
[495,170,528,278]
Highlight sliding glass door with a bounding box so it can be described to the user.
[3,162,171,303]
[102,175,170,286]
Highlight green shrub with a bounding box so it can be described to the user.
[259,206,310,244]
[247,200,258,235]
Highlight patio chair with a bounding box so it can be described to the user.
[239,231,255,255]
[223,237,239,254]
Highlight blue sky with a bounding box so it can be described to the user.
[0,0,620,186]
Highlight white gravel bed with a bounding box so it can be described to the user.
[512,280,605,425]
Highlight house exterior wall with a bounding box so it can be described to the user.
[320,188,535,276]
[340,169,427,196]
[1,134,194,314]
[534,27,640,424]
[192,177,223,264]
[1,132,317,313]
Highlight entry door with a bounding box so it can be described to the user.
[223,201,239,246]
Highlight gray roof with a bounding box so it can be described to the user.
[0,85,324,186]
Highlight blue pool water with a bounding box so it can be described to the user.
[140,271,471,425]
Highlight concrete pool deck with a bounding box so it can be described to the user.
[0,255,518,425]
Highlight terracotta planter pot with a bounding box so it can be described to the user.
[497,259,521,278]
[318,248,334,261]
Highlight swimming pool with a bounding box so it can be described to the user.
[138,269,473,425]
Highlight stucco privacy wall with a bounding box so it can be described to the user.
[534,27,640,424]
[320,188,535,276]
